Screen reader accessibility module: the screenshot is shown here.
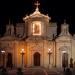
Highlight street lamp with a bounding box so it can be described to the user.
[1,50,5,67]
[20,49,25,69]
[48,48,52,68]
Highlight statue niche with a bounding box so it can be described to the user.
[32,21,41,35]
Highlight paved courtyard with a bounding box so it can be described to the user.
[0,67,64,75]
[24,68,62,75]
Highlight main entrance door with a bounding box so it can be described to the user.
[62,53,68,68]
[34,52,40,66]
[6,53,13,68]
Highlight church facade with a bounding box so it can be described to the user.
[0,2,75,69]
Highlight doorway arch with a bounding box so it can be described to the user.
[62,52,68,67]
[33,52,40,66]
[6,53,13,68]
[59,46,69,68]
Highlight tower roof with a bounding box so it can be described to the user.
[58,20,72,37]
[23,1,51,21]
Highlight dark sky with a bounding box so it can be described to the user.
[0,0,75,35]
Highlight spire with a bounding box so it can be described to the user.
[9,19,11,25]
[59,19,71,36]
[34,1,40,11]
[8,19,11,35]
[64,19,66,24]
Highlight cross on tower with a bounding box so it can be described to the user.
[34,1,40,9]
[9,19,10,25]
[64,19,66,24]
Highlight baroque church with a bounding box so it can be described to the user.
[0,1,75,69]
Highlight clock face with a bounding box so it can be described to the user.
[32,21,41,35]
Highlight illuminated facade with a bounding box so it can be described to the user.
[0,2,75,69]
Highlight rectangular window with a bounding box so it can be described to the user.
[32,21,41,35]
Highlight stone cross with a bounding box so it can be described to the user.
[34,1,40,8]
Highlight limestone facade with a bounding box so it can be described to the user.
[0,2,75,69]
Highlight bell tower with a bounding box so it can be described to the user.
[23,1,51,38]
[5,20,14,36]
[59,20,71,36]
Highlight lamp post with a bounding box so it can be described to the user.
[48,48,52,68]
[20,49,25,69]
[1,50,5,68]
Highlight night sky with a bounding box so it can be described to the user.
[0,0,75,35]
